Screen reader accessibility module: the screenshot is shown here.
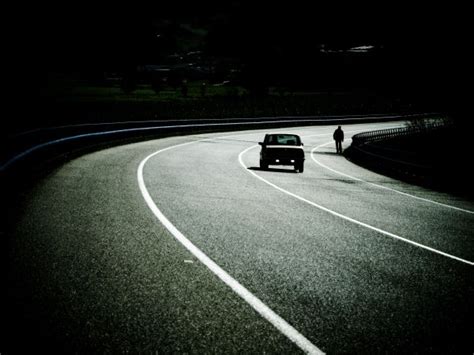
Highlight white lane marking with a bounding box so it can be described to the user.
[138,140,325,355]
[310,141,474,214]
[239,145,473,266]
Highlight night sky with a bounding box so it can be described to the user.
[15,1,468,116]
[27,2,466,67]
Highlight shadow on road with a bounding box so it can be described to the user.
[312,150,342,156]
[248,167,297,174]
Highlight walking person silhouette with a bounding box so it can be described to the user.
[333,126,344,154]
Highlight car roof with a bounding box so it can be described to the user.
[266,133,300,137]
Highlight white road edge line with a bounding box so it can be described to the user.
[309,140,474,214]
[239,145,473,266]
[137,140,325,355]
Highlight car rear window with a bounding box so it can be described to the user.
[266,134,300,145]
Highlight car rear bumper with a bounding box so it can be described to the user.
[264,158,304,165]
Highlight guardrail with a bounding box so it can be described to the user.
[0,113,437,175]
[348,118,449,180]
[351,121,447,146]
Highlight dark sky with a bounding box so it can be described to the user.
[27,2,466,67]
[20,0,468,107]
[5,0,466,118]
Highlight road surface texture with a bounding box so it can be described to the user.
[4,122,473,354]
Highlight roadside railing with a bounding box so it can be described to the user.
[351,121,447,146]
[348,118,449,179]
[0,113,437,175]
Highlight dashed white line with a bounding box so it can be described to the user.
[138,139,325,355]
[238,144,473,266]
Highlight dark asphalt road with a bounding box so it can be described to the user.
[4,122,473,354]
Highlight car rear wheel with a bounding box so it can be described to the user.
[295,162,304,173]
[260,160,268,170]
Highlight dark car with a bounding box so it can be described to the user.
[259,133,305,172]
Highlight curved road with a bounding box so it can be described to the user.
[5,122,473,354]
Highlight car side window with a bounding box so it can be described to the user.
[266,135,276,144]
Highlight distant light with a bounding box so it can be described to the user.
[321,45,376,54]
[156,34,161,38]
[348,45,375,53]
